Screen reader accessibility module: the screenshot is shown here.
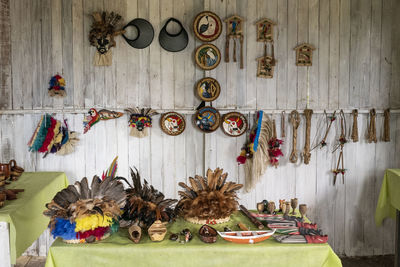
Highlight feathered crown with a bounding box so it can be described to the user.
[176,168,243,224]
[89,11,124,49]
[119,167,177,229]
[43,176,125,243]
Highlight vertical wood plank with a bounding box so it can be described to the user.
[62,0,74,108]
[52,0,63,109]
[0,0,11,110]
[173,0,186,109]
[338,0,350,108]
[390,0,400,108]
[149,0,161,109]
[328,0,339,109]
[307,0,319,109]
[296,0,308,109]
[41,0,53,109]
[72,0,84,108]
[138,0,151,107]
[349,0,371,108]
[236,0,247,108]
[245,0,256,108]
[286,0,298,109]
[276,0,288,109]
[225,0,237,108]
[318,0,329,109]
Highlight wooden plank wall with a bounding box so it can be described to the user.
[0,0,400,257]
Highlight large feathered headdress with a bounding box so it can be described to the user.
[43,176,125,243]
[176,168,243,224]
[119,168,177,229]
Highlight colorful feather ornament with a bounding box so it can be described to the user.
[43,166,126,243]
[102,156,118,180]
[83,108,123,134]
[237,111,273,192]
[28,115,79,157]
[48,74,67,97]
[125,107,158,138]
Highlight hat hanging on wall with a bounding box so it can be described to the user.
[122,18,154,49]
[159,18,188,52]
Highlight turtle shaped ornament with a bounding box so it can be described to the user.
[125,108,158,138]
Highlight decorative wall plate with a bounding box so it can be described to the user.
[195,44,221,70]
[196,77,221,102]
[194,107,221,133]
[221,112,248,137]
[160,112,186,136]
[193,11,222,42]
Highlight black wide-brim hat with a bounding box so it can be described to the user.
[122,18,154,49]
[159,18,189,52]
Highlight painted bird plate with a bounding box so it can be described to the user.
[193,11,222,42]
[160,112,186,136]
[194,107,221,133]
[221,112,248,137]
[196,77,221,102]
[195,44,221,70]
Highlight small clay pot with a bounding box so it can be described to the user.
[0,164,10,178]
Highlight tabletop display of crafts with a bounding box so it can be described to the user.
[43,174,126,243]
[176,167,243,225]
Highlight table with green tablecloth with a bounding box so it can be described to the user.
[375,169,400,266]
[46,211,341,267]
[0,172,68,265]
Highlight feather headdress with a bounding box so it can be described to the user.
[43,174,125,243]
[119,167,177,229]
[176,168,243,224]
[237,111,273,192]
[125,107,158,138]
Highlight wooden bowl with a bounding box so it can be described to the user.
[199,224,218,243]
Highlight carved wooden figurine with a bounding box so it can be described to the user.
[224,15,245,69]
[294,44,316,66]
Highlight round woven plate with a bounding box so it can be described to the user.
[196,77,221,102]
[195,44,221,70]
[193,11,222,42]
[160,112,186,136]
[194,107,221,133]
[221,112,248,137]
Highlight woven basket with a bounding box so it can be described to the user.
[199,224,218,243]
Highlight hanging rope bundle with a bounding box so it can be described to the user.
[289,110,300,163]
[332,110,347,185]
[272,119,277,138]
[303,109,313,165]
[351,109,359,142]
[281,111,286,138]
[311,110,336,150]
[383,109,390,142]
[367,108,377,143]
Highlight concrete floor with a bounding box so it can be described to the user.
[16,255,395,267]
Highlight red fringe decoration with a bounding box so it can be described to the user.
[38,117,57,153]
[76,226,110,240]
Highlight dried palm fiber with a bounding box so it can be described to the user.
[43,176,125,243]
[367,108,377,143]
[119,167,177,229]
[243,111,273,192]
[351,109,359,142]
[383,109,390,142]
[303,109,313,164]
[176,168,243,224]
[289,110,300,163]
[281,111,286,138]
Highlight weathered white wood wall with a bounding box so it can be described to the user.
[0,0,400,258]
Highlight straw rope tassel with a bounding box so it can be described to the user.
[233,38,237,62]
[281,111,286,138]
[351,109,359,142]
[289,110,300,163]
[367,109,377,143]
[383,108,390,142]
[303,109,313,165]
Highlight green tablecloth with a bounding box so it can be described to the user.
[46,211,341,267]
[375,169,400,226]
[0,172,68,264]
